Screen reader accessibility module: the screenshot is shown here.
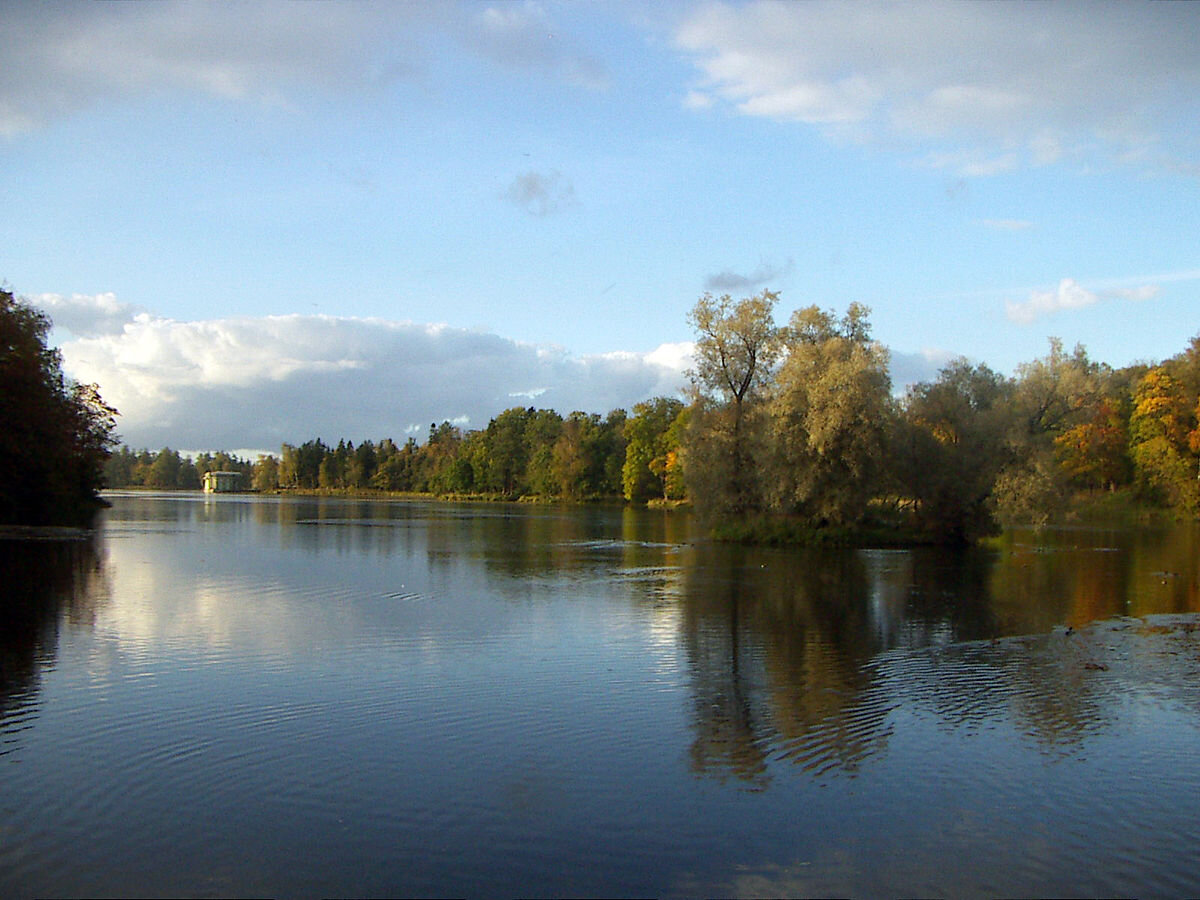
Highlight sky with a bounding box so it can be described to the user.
[3,0,1199,454]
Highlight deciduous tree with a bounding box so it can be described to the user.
[686,290,781,516]
[769,303,893,527]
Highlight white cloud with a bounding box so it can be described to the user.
[1005,277,1160,325]
[51,309,689,451]
[33,291,143,337]
[644,341,695,374]
[676,1,1200,175]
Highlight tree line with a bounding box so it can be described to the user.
[102,289,1200,544]
[682,290,1200,543]
[104,447,256,491]
[105,402,684,503]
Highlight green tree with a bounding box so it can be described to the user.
[661,406,690,501]
[104,445,139,488]
[372,438,419,491]
[177,457,201,490]
[623,397,685,502]
[482,407,529,495]
[421,423,462,493]
[343,440,377,489]
[524,409,564,497]
[146,448,182,489]
[554,411,599,499]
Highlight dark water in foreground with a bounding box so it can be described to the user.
[2,492,1199,898]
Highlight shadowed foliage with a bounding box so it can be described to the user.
[0,290,117,526]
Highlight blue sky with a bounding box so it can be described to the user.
[4,1,1199,453]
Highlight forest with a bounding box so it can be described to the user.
[104,290,1200,545]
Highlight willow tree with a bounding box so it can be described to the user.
[685,290,781,517]
[769,303,894,528]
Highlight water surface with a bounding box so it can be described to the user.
[2,493,1199,897]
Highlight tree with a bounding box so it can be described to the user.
[554,411,600,499]
[0,289,117,524]
[421,423,463,493]
[623,397,685,502]
[660,406,690,501]
[769,304,893,527]
[523,408,563,496]
[252,454,279,492]
[482,407,533,496]
[1129,366,1200,511]
[686,290,781,516]
[104,445,139,487]
[899,359,1011,542]
[1053,395,1131,490]
[177,457,201,490]
[993,339,1104,526]
[372,438,419,492]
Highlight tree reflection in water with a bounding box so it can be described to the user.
[0,536,107,751]
[681,543,890,785]
[677,524,1200,785]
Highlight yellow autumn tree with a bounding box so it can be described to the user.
[1129,367,1199,511]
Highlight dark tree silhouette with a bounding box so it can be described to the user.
[0,289,118,525]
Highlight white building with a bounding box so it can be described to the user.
[202,471,242,493]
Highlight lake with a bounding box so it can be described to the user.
[2,492,1199,898]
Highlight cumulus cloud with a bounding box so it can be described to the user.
[0,2,606,136]
[506,170,580,216]
[33,291,143,338]
[676,1,1200,175]
[46,308,689,451]
[1005,277,1160,325]
[703,259,794,293]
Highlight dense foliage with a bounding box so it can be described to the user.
[104,447,255,490]
[104,289,1200,544]
[105,405,678,504]
[682,291,1200,543]
[0,290,117,525]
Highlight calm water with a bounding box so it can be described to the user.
[2,492,1200,898]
